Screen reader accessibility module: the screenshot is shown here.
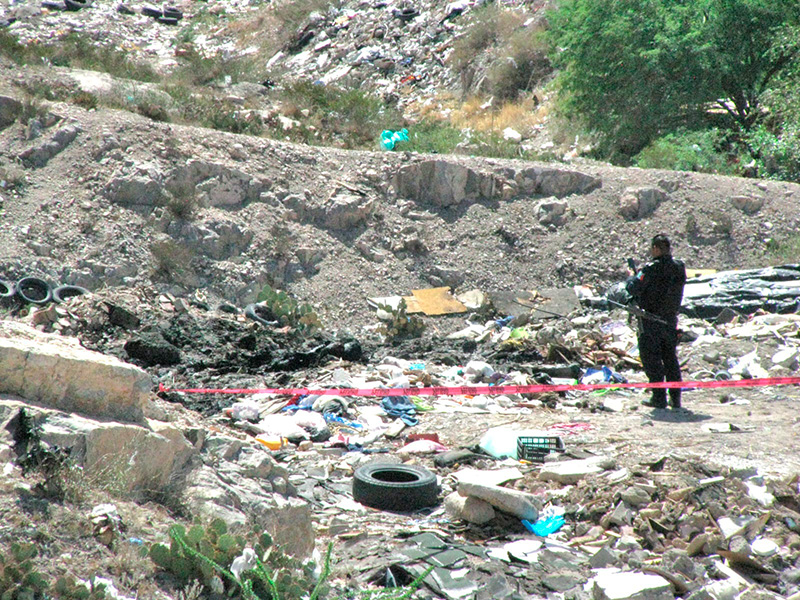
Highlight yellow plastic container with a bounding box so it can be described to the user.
[255,435,286,450]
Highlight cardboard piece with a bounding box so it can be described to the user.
[411,287,467,316]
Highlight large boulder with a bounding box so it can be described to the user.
[1,400,194,496]
[0,321,150,422]
[619,187,670,221]
[321,192,374,229]
[394,160,495,207]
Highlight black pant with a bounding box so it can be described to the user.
[638,321,681,406]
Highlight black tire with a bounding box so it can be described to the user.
[157,16,180,25]
[162,6,183,20]
[353,464,439,511]
[117,3,136,15]
[0,280,16,308]
[41,1,65,10]
[52,284,89,303]
[141,5,162,18]
[15,277,52,305]
[244,304,278,327]
[64,0,89,10]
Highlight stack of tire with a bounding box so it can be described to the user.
[0,277,88,309]
[141,4,183,25]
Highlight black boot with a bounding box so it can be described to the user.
[642,390,667,409]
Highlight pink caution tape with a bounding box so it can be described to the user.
[158,376,800,397]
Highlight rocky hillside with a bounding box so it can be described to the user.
[1,76,799,333]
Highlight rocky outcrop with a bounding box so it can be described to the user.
[619,186,670,221]
[731,195,765,215]
[166,159,270,208]
[0,95,23,129]
[515,166,602,198]
[0,321,150,422]
[182,435,315,558]
[165,219,254,260]
[19,123,82,168]
[394,160,496,207]
[103,161,165,209]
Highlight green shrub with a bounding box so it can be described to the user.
[633,129,741,175]
[747,124,800,183]
[0,543,49,597]
[136,100,171,122]
[399,120,463,154]
[71,91,99,110]
[278,81,399,148]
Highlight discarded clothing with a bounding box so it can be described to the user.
[381,396,419,426]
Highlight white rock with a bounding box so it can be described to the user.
[539,456,614,484]
[502,127,522,143]
[751,538,779,557]
[589,570,672,600]
[457,480,538,521]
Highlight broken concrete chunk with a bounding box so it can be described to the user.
[457,480,539,521]
[445,492,495,525]
[620,486,652,507]
[716,516,754,539]
[539,456,615,484]
[589,570,672,600]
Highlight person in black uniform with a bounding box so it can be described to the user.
[626,234,687,409]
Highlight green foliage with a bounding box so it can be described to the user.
[633,128,742,175]
[0,31,159,82]
[765,234,800,264]
[277,81,402,149]
[71,91,99,111]
[255,285,321,331]
[149,521,326,599]
[136,101,171,123]
[377,299,426,340]
[53,576,108,599]
[398,120,463,154]
[747,123,800,182]
[0,543,49,598]
[546,0,800,157]
[172,49,259,87]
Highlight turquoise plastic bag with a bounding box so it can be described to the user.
[522,515,565,536]
[380,128,409,150]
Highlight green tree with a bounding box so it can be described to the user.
[547,0,800,157]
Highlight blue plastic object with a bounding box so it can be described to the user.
[380,128,409,150]
[521,515,565,537]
